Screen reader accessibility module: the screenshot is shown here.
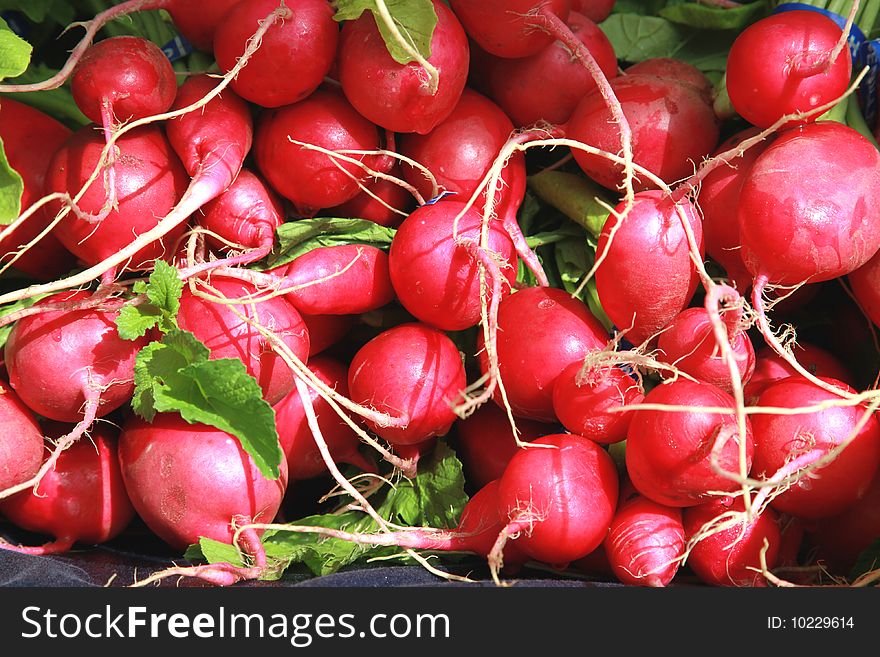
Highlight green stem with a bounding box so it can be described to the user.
[846,92,880,147]
[527,171,612,239]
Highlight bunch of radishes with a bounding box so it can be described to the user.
[0,0,879,588]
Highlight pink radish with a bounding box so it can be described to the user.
[625,379,754,507]
[624,58,713,102]
[0,422,134,555]
[328,164,416,228]
[0,379,44,493]
[744,343,852,404]
[118,412,289,551]
[213,0,338,108]
[337,0,470,134]
[347,323,466,446]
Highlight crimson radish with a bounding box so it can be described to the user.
[328,164,416,228]
[744,343,852,404]
[0,379,44,493]
[624,58,713,102]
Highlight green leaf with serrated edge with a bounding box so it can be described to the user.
[191,443,469,577]
[659,1,768,30]
[193,537,246,568]
[115,262,182,339]
[599,14,688,63]
[263,217,396,270]
[0,135,23,225]
[115,304,163,340]
[145,260,183,316]
[132,332,208,421]
[849,538,880,581]
[333,0,437,65]
[0,17,31,81]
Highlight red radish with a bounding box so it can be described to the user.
[4,290,148,423]
[656,307,756,394]
[475,11,617,127]
[496,433,619,566]
[452,480,528,566]
[301,313,355,356]
[739,122,880,288]
[0,379,44,493]
[448,0,570,59]
[552,362,644,444]
[118,412,289,551]
[725,10,851,129]
[478,286,609,421]
[71,36,176,126]
[744,343,852,404]
[347,323,466,446]
[214,0,338,108]
[572,0,615,23]
[696,127,770,291]
[683,495,781,587]
[453,403,552,489]
[624,58,712,102]
[605,488,686,587]
[254,89,383,215]
[625,379,754,507]
[338,0,470,134]
[165,0,241,51]
[807,471,880,574]
[388,200,517,331]
[328,165,416,228]
[566,74,719,192]
[0,98,76,280]
[196,168,283,257]
[594,191,703,345]
[398,89,525,223]
[279,245,394,316]
[0,422,134,555]
[750,376,880,520]
[46,124,189,270]
[275,356,373,481]
[175,277,310,405]
[849,247,880,329]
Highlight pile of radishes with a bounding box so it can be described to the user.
[1,0,880,588]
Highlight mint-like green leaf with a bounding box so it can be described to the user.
[600,14,688,63]
[0,135,23,225]
[132,329,282,479]
[333,0,437,65]
[115,261,182,339]
[0,17,31,81]
[659,1,768,31]
[411,441,468,529]
[263,217,396,270]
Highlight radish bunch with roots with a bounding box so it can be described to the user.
[5,0,880,592]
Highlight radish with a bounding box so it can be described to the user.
[624,58,713,103]
[571,0,615,23]
[71,36,176,127]
[725,10,851,129]
[46,124,190,271]
[0,379,44,493]
[118,412,289,551]
[848,247,880,329]
[165,0,242,51]
[656,307,756,394]
[337,0,470,134]
[477,286,609,421]
[275,356,374,481]
[213,0,338,108]
[474,11,617,128]
[566,74,719,192]
[0,98,75,280]
[4,290,148,424]
[744,343,852,404]
[175,277,310,405]
[196,168,284,261]
[625,379,754,507]
[328,164,416,228]
[552,362,644,444]
[453,402,553,490]
[278,245,394,316]
[594,191,703,345]
[254,89,384,216]
[696,127,770,292]
[448,0,570,59]
[0,422,134,555]
[750,376,880,520]
[605,486,686,587]
[301,313,354,357]
[347,323,466,446]
[388,199,517,331]
[683,495,781,587]
[496,433,619,566]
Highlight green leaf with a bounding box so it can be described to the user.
[265,217,396,270]
[0,1,75,24]
[659,1,768,30]
[612,0,669,15]
[2,64,90,128]
[333,0,437,65]
[849,538,880,582]
[132,329,282,479]
[411,441,468,529]
[0,135,23,225]
[0,17,31,81]
[188,537,247,568]
[115,261,183,339]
